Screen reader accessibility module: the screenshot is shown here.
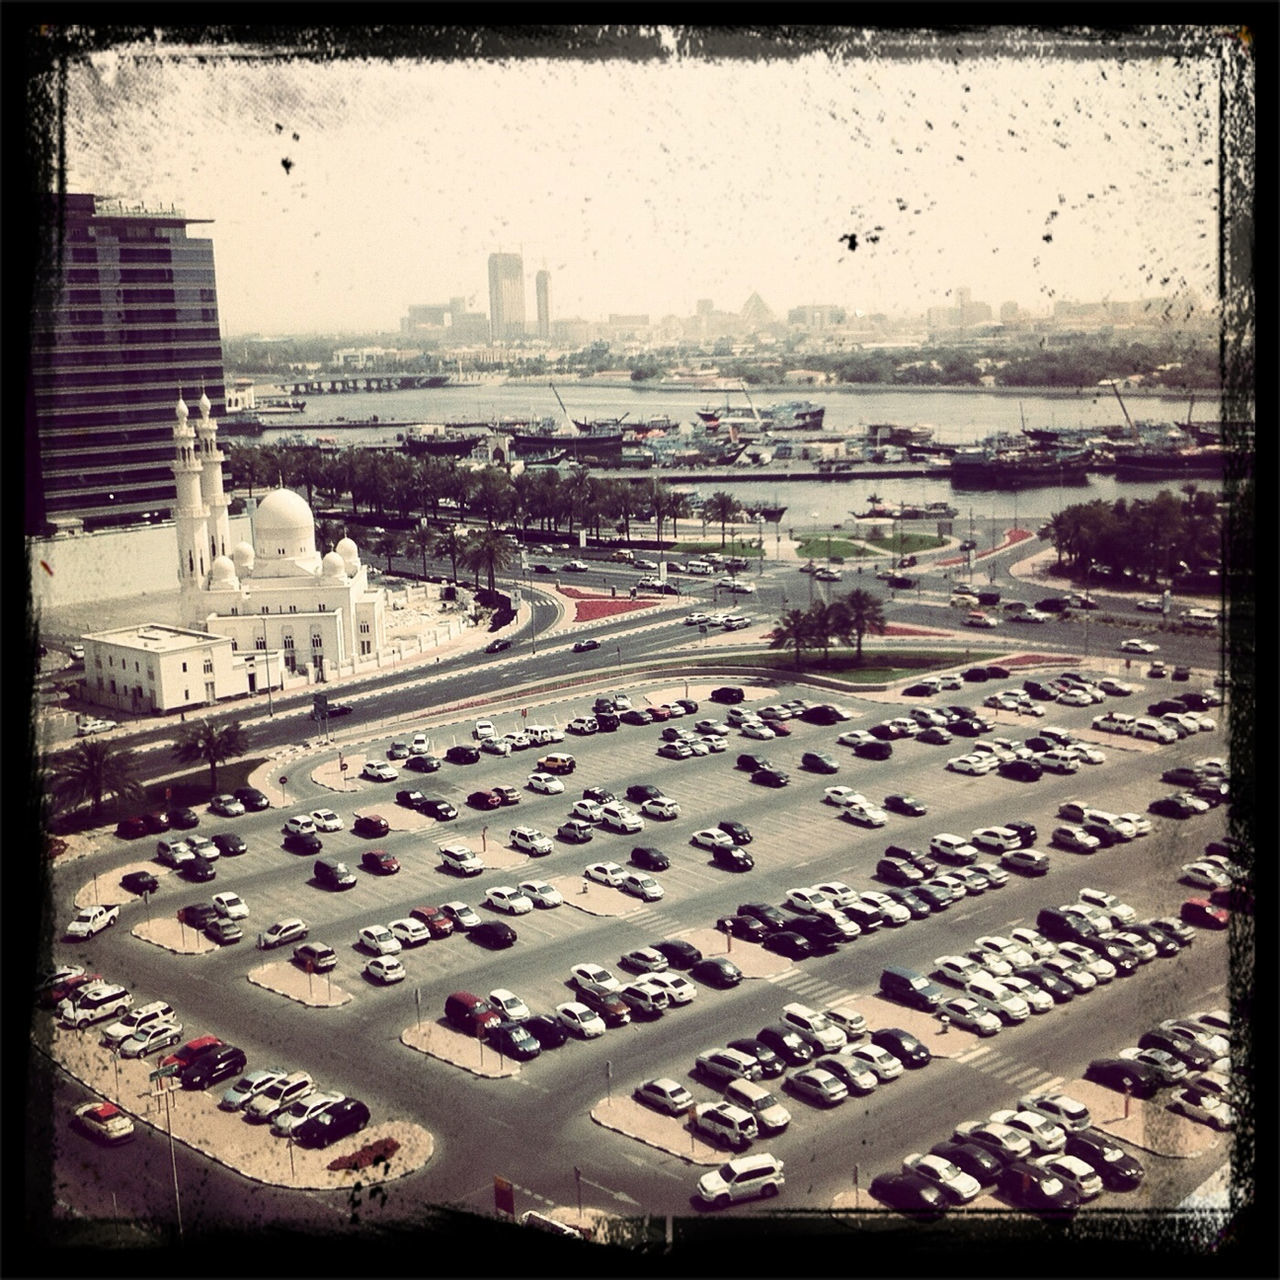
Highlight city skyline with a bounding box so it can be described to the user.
[51,29,1229,336]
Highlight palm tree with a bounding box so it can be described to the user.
[372,530,403,572]
[432,526,467,582]
[48,739,143,822]
[841,588,886,663]
[462,527,516,593]
[405,524,434,578]
[770,608,814,669]
[172,719,249,796]
[315,519,344,554]
[704,491,738,548]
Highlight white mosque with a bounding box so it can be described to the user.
[78,394,390,715]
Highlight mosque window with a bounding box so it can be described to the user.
[255,636,266,652]
[289,604,297,613]
[311,634,323,648]
[282,635,295,650]
[359,621,370,634]
[318,602,326,611]
[360,640,371,656]
[203,658,213,674]
[181,662,187,672]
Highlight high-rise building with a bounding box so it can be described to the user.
[535,269,550,340]
[28,194,227,533]
[488,252,525,342]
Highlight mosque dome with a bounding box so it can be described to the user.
[176,394,189,421]
[209,555,239,589]
[199,389,212,418]
[335,536,360,573]
[232,540,256,573]
[321,550,347,579]
[252,488,318,569]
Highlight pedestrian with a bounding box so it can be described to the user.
[939,1013,950,1035]
[581,878,589,895]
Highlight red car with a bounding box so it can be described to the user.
[770,722,792,737]
[114,816,149,839]
[647,706,672,722]
[467,790,503,810]
[409,905,455,938]
[352,814,390,838]
[360,849,400,875]
[161,1034,224,1070]
[41,972,101,1010]
[1180,898,1229,930]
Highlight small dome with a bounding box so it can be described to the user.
[321,551,347,579]
[232,540,256,571]
[176,394,189,421]
[209,555,239,587]
[335,536,360,571]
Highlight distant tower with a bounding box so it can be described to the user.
[195,388,231,563]
[535,269,551,339]
[171,393,210,626]
[488,252,525,342]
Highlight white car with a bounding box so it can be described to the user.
[785,887,836,915]
[1098,677,1133,696]
[1017,1092,1093,1132]
[972,935,1035,968]
[283,815,317,837]
[902,1153,981,1204]
[970,826,1020,853]
[998,975,1054,1014]
[1135,598,1164,613]
[966,978,1029,1022]
[619,872,664,901]
[947,755,996,775]
[527,772,565,795]
[938,997,1001,1036]
[1057,942,1115,982]
[1078,888,1137,924]
[439,843,483,875]
[76,717,119,736]
[1118,638,1159,654]
[209,794,245,817]
[934,954,990,987]
[684,613,710,627]
[365,956,406,984]
[117,1020,184,1059]
[814,881,858,908]
[481,736,513,756]
[1009,927,1056,960]
[518,879,563,908]
[823,786,865,807]
[557,1001,606,1038]
[641,797,681,820]
[584,861,626,887]
[362,761,398,782]
[272,1091,346,1137]
[357,925,402,955]
[989,1109,1067,1154]
[842,1042,903,1081]
[485,885,534,914]
[310,808,344,832]
[691,828,734,852]
[440,901,481,930]
[569,799,605,823]
[1169,1089,1234,1130]
[509,827,552,855]
[211,892,249,920]
[858,891,911,926]
[472,719,496,740]
[1056,688,1093,707]
[388,917,431,947]
[647,971,697,1004]
[599,803,643,833]
[570,962,621,992]
[930,833,980,863]
[696,1153,786,1207]
[488,988,532,1022]
[65,904,119,940]
[1181,861,1231,890]
[740,722,776,740]
[841,799,888,827]
[837,730,878,748]
[567,717,598,735]
[1040,1154,1103,1201]
[410,733,431,754]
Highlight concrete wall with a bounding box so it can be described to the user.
[30,516,253,612]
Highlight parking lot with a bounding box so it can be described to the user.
[43,667,1237,1224]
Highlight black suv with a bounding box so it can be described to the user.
[181,1044,247,1090]
[630,846,670,872]
[710,686,745,704]
[233,788,271,811]
[736,753,773,772]
[625,784,664,804]
[294,1097,372,1149]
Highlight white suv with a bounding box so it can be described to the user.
[599,803,643,834]
[696,1153,785,1208]
[439,843,484,875]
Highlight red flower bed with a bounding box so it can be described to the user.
[574,599,659,622]
[328,1136,400,1172]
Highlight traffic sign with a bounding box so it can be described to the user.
[279,775,288,785]
[149,1062,181,1080]
[340,762,349,772]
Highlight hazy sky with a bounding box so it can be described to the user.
[56,28,1230,336]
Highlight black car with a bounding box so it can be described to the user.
[712,845,755,871]
[756,1024,815,1066]
[353,814,390,838]
[674,698,699,715]
[752,768,790,788]
[984,665,1011,679]
[182,856,216,883]
[211,832,248,857]
[283,831,323,855]
[736,753,772,773]
[630,846,670,872]
[690,957,743,988]
[293,1097,372,1149]
[1144,917,1195,949]
[949,719,984,738]
[1152,700,1190,718]
[961,667,991,683]
[234,787,271,811]
[877,856,924,887]
[485,638,512,653]
[1035,597,1071,614]
[1122,921,1181,957]
[870,1027,931,1068]
[625,784,664,804]
[446,745,481,765]
[709,686,746,707]
[869,722,904,740]
[167,807,200,830]
[762,930,816,960]
[653,939,702,969]
[929,1140,1003,1187]
[869,1171,948,1218]
[999,1160,1080,1214]
[486,1021,542,1061]
[727,1038,785,1079]
[854,740,893,761]
[1077,936,1140,975]
[420,797,458,820]
[784,917,842,952]
[404,754,443,774]
[180,1044,246,1091]
[884,794,927,817]
[1023,680,1057,701]
[121,870,159,895]
[470,921,517,949]
[739,902,788,932]
[801,751,840,774]
[999,759,1043,782]
[1064,1129,1145,1191]
[884,887,932,919]
[620,709,653,726]
[840,901,883,933]
[581,786,615,805]
[902,683,936,697]
[1003,820,1037,848]
[1137,1030,1215,1071]
[1084,1058,1163,1099]
[524,1014,570,1050]
[718,820,752,845]
[593,711,619,732]
[888,845,939,876]
[801,705,842,725]
[180,903,220,930]
[716,914,769,943]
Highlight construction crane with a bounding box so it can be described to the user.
[1107,379,1139,440]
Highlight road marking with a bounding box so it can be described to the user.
[956,1045,996,1064]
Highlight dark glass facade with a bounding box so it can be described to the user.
[28,194,227,532]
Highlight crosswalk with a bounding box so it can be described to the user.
[950,1042,1064,1093]
[763,967,860,1009]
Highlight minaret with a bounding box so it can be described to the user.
[171,393,210,627]
[196,387,231,562]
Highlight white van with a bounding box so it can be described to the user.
[723,1079,792,1134]
[101,1000,175,1048]
[685,559,712,576]
[692,1102,758,1151]
[525,725,564,745]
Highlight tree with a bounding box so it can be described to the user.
[770,608,815,669]
[405,524,434,578]
[48,739,143,822]
[705,491,738,548]
[372,530,403,572]
[462,527,515,593]
[841,588,886,663]
[432,526,467,582]
[315,519,344,554]
[172,719,249,796]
